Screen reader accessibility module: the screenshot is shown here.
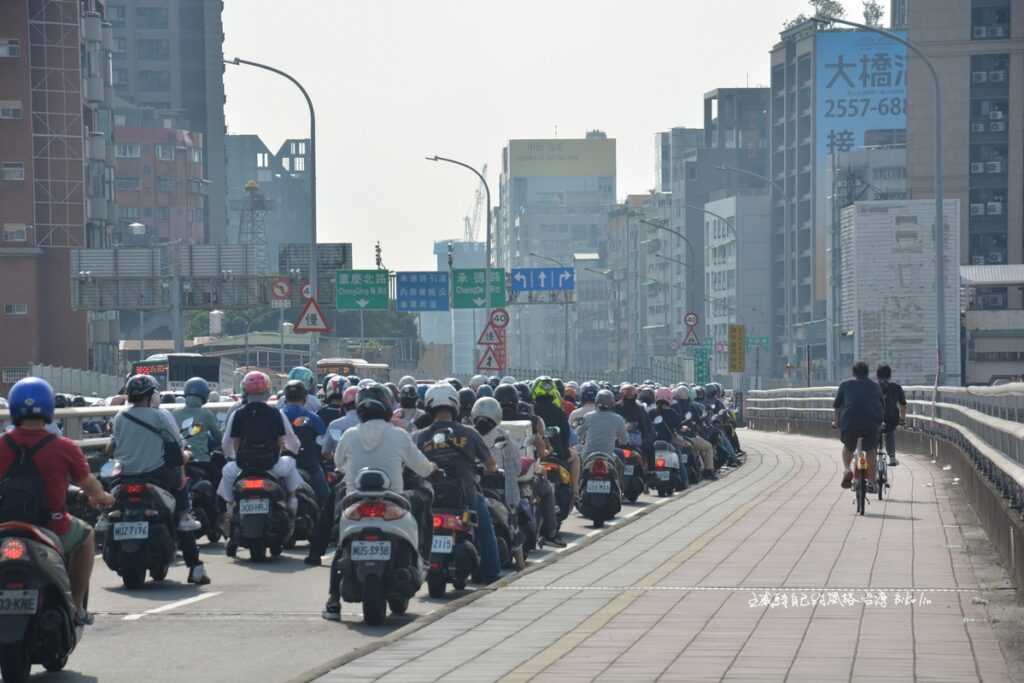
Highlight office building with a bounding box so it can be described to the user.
[654,127,703,193]
[704,193,772,385]
[108,0,226,243]
[571,253,612,373]
[497,133,616,370]
[906,1,1023,311]
[839,199,961,385]
[225,134,312,273]
[891,0,908,29]
[960,265,1024,385]
[770,21,907,384]
[0,0,117,388]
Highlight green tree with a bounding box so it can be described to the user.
[863,0,884,26]
[784,0,847,29]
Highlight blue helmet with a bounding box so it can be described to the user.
[183,377,210,403]
[288,366,316,392]
[415,383,428,402]
[8,377,56,425]
[579,381,599,404]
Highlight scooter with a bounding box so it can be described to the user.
[426,468,479,598]
[0,520,84,681]
[478,466,521,570]
[516,455,542,556]
[539,427,573,526]
[616,448,645,503]
[185,461,221,544]
[288,469,323,548]
[577,451,622,528]
[649,440,685,497]
[337,469,423,626]
[102,477,177,588]
[229,469,292,561]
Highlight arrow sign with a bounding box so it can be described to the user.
[356,299,369,308]
[294,297,330,333]
[558,269,573,288]
[513,272,527,288]
[510,267,575,292]
[473,298,486,307]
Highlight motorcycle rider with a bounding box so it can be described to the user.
[0,378,114,623]
[111,375,210,584]
[175,377,223,484]
[317,376,347,426]
[614,384,655,468]
[218,371,304,554]
[287,366,321,413]
[471,397,521,511]
[392,383,426,432]
[457,387,477,425]
[414,384,501,583]
[321,384,437,620]
[320,386,360,456]
[577,390,629,459]
[531,377,579,497]
[649,388,691,487]
[280,380,330,505]
[569,381,600,430]
[675,386,717,480]
[703,384,741,465]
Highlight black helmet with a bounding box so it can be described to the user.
[596,389,615,410]
[494,384,519,409]
[399,383,418,408]
[554,378,565,396]
[384,382,400,403]
[445,377,464,391]
[638,387,655,405]
[283,379,308,403]
[476,384,494,398]
[488,376,500,388]
[580,381,599,404]
[356,384,393,422]
[54,394,70,409]
[458,387,477,416]
[515,382,532,404]
[126,374,159,403]
[71,396,87,408]
[347,375,361,386]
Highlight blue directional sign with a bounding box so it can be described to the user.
[395,272,449,312]
[510,267,575,292]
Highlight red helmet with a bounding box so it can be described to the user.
[241,371,271,396]
[655,387,673,404]
[342,386,359,406]
[620,383,638,400]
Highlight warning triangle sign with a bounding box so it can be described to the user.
[682,328,700,346]
[294,298,330,333]
[477,323,503,346]
[476,345,503,373]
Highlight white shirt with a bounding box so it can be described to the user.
[334,419,435,493]
[221,404,301,460]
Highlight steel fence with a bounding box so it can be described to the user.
[505,360,692,386]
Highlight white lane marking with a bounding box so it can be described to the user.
[122,591,222,621]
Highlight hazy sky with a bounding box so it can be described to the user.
[223,0,856,270]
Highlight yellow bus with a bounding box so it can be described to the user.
[316,358,390,384]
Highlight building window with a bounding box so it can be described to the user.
[2,224,27,242]
[136,6,169,29]
[1,162,24,181]
[118,206,140,220]
[0,101,22,119]
[293,157,305,172]
[112,69,128,87]
[137,70,170,92]
[191,149,201,164]
[1,368,29,384]
[155,145,175,161]
[0,39,19,58]
[256,152,269,168]
[3,304,28,316]
[156,176,174,192]
[115,144,141,158]
[115,176,140,191]
[156,207,170,221]
[108,4,126,26]
[113,37,127,54]
[972,3,1010,39]
[136,38,169,60]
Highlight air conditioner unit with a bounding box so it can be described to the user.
[986,160,1003,173]
[970,122,987,133]
[990,26,1007,38]
[989,70,1007,82]
[970,203,987,216]
[987,201,1003,215]
[970,162,986,174]
[973,26,987,38]
[990,110,1005,120]
[990,121,1006,132]
[988,252,1005,264]
[972,71,988,83]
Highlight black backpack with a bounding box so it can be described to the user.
[235,403,281,471]
[0,434,57,525]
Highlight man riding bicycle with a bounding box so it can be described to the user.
[832,361,884,492]
[877,364,907,466]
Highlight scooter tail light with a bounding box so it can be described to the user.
[355,501,387,518]
[591,459,609,476]
[240,479,269,491]
[1,539,27,561]
[432,514,444,529]
[123,483,146,496]
[655,458,667,469]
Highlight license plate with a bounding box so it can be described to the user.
[239,498,270,515]
[0,590,38,615]
[351,540,391,561]
[112,521,149,541]
[586,480,612,494]
[623,465,635,476]
[656,470,671,481]
[431,535,453,554]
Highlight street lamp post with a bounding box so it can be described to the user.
[814,15,947,384]
[530,252,571,372]
[584,267,621,374]
[226,57,319,367]
[634,216,698,334]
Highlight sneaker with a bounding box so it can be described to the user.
[303,554,322,567]
[187,563,211,585]
[702,470,719,481]
[75,608,94,626]
[177,513,202,533]
[841,471,853,489]
[225,540,237,558]
[888,456,898,466]
[322,598,341,622]
[543,535,567,548]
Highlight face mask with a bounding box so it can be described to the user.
[474,418,495,436]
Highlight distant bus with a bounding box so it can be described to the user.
[131,354,234,392]
[316,358,390,384]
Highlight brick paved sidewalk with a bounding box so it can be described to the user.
[318,432,1015,682]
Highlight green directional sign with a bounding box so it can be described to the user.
[452,269,506,309]
[694,347,710,384]
[335,269,389,310]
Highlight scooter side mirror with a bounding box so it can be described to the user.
[685,412,692,420]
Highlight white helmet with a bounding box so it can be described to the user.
[470,396,502,425]
[398,375,416,388]
[500,375,516,385]
[424,383,460,414]
[357,378,376,389]
[469,374,487,390]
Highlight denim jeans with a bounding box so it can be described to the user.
[474,493,501,582]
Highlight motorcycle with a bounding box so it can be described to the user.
[515,455,542,556]
[337,469,423,626]
[616,447,645,503]
[0,519,85,681]
[178,419,224,544]
[478,466,521,570]
[539,427,573,527]
[577,451,622,528]
[649,440,686,497]
[229,469,292,561]
[288,468,323,548]
[426,466,479,598]
[102,475,177,588]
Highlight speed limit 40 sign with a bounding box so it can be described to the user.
[489,308,510,328]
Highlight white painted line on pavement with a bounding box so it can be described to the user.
[122,591,222,621]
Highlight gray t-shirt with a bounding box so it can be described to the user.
[833,377,884,434]
[577,410,628,457]
[113,406,185,475]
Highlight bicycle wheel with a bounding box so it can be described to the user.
[877,461,886,500]
[856,474,866,515]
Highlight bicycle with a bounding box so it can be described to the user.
[876,428,891,500]
[853,437,868,515]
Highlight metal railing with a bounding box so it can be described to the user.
[745,383,1024,518]
[505,360,692,387]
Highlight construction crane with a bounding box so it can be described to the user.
[463,163,487,242]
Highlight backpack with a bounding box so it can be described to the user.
[234,403,281,471]
[0,434,57,525]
